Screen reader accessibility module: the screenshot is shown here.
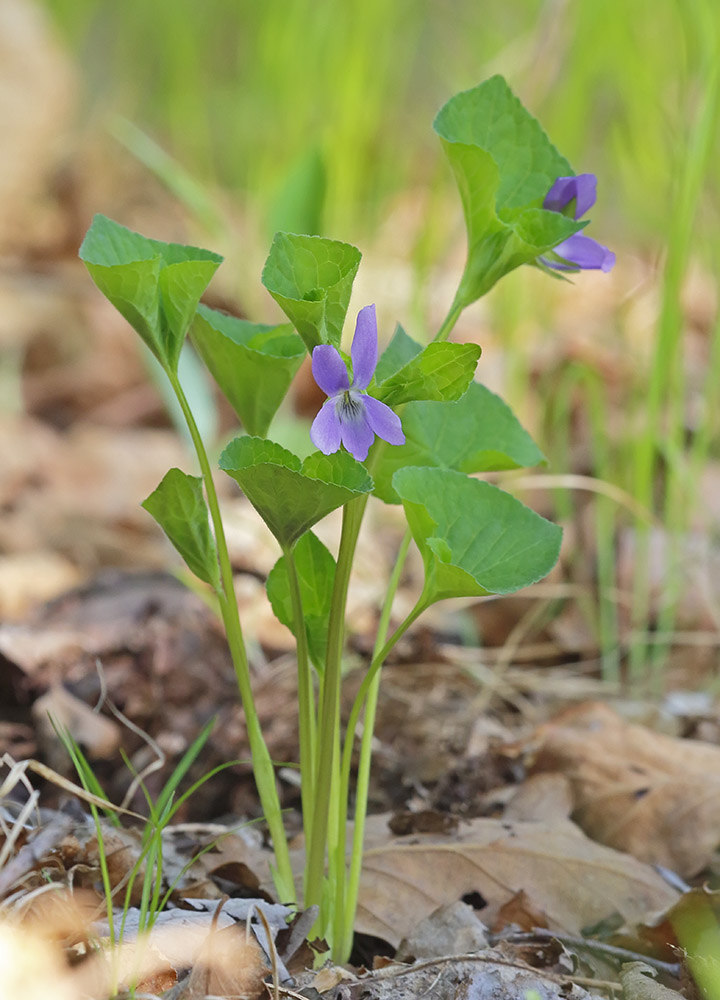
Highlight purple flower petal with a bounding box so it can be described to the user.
[339,407,375,462]
[551,233,615,272]
[312,345,349,396]
[544,174,597,219]
[310,398,342,454]
[543,176,577,214]
[572,174,597,218]
[363,395,405,446]
[350,304,378,391]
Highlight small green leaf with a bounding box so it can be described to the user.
[374,324,423,384]
[261,232,362,352]
[266,531,336,672]
[374,342,481,407]
[142,469,219,586]
[79,215,223,372]
[393,466,561,604]
[373,382,545,503]
[191,304,305,437]
[433,76,583,304]
[219,436,373,548]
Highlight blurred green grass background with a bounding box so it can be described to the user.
[41,0,720,686]
[43,0,718,244]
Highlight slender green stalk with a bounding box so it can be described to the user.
[433,297,464,344]
[583,371,621,683]
[304,496,366,911]
[168,372,294,902]
[335,529,413,959]
[308,285,465,943]
[282,545,317,847]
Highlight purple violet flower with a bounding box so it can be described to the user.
[310,304,405,462]
[541,173,615,273]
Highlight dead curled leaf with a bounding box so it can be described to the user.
[523,701,720,877]
[356,816,678,948]
[620,961,683,1000]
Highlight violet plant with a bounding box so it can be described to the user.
[79,76,613,962]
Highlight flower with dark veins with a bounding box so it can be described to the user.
[542,173,615,273]
[310,304,405,462]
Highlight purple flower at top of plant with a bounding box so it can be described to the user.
[541,173,615,273]
[310,304,405,463]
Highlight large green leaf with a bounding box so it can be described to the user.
[373,382,546,503]
[79,215,222,372]
[266,531,335,672]
[393,466,561,604]
[374,342,481,407]
[374,324,423,384]
[219,436,373,549]
[191,304,304,437]
[433,76,582,305]
[261,232,361,352]
[142,469,219,586]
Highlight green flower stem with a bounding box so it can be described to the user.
[304,495,366,913]
[433,296,464,344]
[329,591,429,953]
[321,292,465,950]
[307,291,466,937]
[282,545,317,849]
[335,528,413,960]
[168,371,295,903]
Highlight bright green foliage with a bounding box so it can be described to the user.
[219,436,373,548]
[373,382,545,502]
[374,341,481,407]
[267,531,336,671]
[79,215,222,373]
[262,232,362,352]
[393,465,562,603]
[191,304,304,436]
[141,468,219,587]
[374,324,422,383]
[73,66,595,965]
[433,76,582,304]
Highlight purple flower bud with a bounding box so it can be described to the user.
[541,173,615,273]
[310,305,405,462]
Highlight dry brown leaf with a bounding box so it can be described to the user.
[395,901,488,961]
[620,961,683,1000]
[525,701,720,877]
[33,683,121,759]
[0,553,81,620]
[356,816,678,947]
[170,826,271,900]
[504,773,573,823]
[491,889,550,933]
[179,923,268,1000]
[310,965,358,992]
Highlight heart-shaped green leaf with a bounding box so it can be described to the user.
[191,304,305,437]
[373,382,545,503]
[79,215,222,372]
[219,436,373,549]
[433,76,582,304]
[266,531,336,672]
[374,342,481,407]
[393,465,561,604]
[374,324,423,384]
[142,468,219,586]
[261,232,361,352]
